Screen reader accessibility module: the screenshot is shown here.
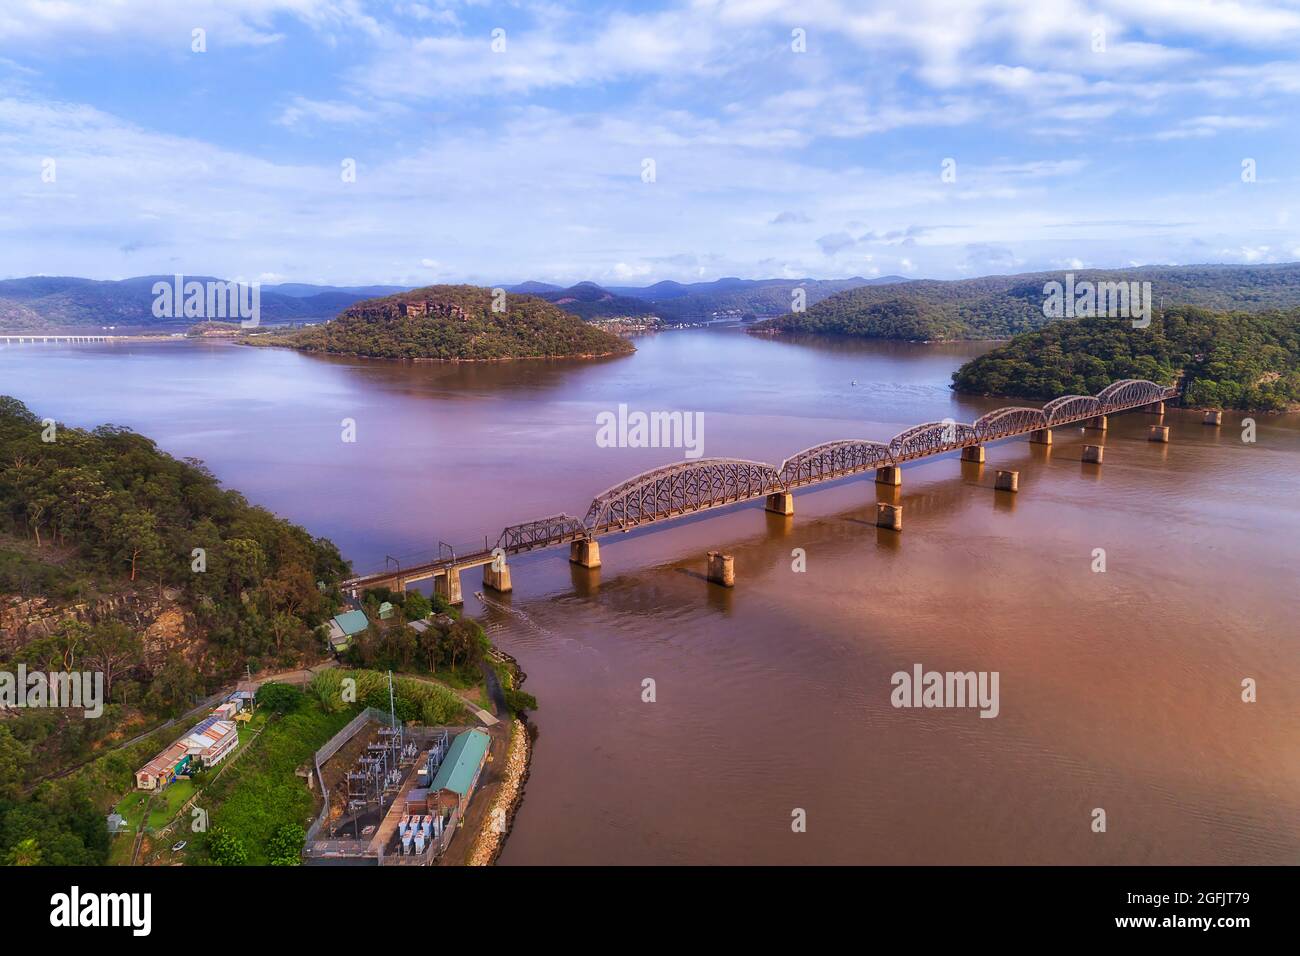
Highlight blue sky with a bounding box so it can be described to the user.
[1,0,1298,286]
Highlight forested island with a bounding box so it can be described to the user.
[951,306,1300,411]
[752,263,1300,341]
[250,284,634,361]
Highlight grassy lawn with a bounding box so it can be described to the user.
[146,778,197,830]
[192,701,359,865]
[114,791,149,830]
[106,832,137,866]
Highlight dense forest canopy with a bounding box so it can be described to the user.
[0,396,348,665]
[753,263,1300,341]
[950,306,1300,411]
[254,284,635,360]
[0,397,353,864]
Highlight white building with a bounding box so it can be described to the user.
[181,716,239,769]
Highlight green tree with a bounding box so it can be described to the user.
[255,682,304,714]
[112,510,163,582]
[208,827,248,866]
[82,621,143,699]
[0,726,31,800]
[267,823,305,865]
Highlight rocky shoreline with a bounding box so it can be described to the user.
[467,717,531,866]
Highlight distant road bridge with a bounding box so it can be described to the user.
[0,334,119,344]
[342,379,1180,602]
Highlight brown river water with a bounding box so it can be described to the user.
[2,327,1297,864]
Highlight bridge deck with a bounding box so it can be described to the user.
[342,379,1175,592]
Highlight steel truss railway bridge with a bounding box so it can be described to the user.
[342,378,1180,602]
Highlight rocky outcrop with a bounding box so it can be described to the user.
[0,589,200,671]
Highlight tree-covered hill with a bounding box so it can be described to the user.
[254,284,635,360]
[534,282,657,320]
[0,396,349,666]
[753,263,1300,341]
[751,295,967,340]
[651,276,895,323]
[0,398,351,864]
[950,306,1300,411]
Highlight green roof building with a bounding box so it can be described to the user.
[429,729,491,807]
[326,609,370,653]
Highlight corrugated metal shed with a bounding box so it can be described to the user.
[428,729,491,797]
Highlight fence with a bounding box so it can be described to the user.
[304,707,396,847]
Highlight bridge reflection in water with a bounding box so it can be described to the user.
[343,379,1178,601]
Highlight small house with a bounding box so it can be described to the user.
[135,741,191,791]
[326,609,370,653]
[182,716,239,769]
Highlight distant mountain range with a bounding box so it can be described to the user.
[504,275,908,322]
[752,263,1300,341]
[0,274,905,332]
[15,264,1300,339]
[0,275,408,332]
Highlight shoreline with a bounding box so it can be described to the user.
[466,716,531,866]
[466,648,533,866]
[241,339,635,363]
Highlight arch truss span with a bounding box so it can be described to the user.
[583,458,785,532]
[498,513,588,555]
[887,420,980,462]
[974,406,1047,442]
[778,440,892,488]
[1095,379,1167,412]
[1043,395,1103,426]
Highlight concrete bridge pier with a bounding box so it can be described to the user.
[1082,444,1104,464]
[1147,401,1166,416]
[1203,410,1223,426]
[875,465,902,486]
[435,568,463,605]
[960,445,985,463]
[706,550,735,587]
[995,469,1019,493]
[1029,428,1052,445]
[875,502,902,531]
[764,491,794,516]
[570,538,601,569]
[483,560,512,593]
[1148,425,1170,443]
[1085,415,1108,431]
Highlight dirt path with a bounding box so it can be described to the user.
[22,660,336,793]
